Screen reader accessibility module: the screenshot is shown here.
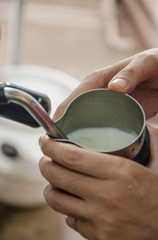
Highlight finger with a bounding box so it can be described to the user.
[53,57,132,121]
[39,135,136,179]
[108,49,158,93]
[44,184,87,218]
[147,125,158,170]
[66,216,92,239]
[40,155,100,198]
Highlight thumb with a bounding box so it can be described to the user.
[108,52,157,93]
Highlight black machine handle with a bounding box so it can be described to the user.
[0,82,51,127]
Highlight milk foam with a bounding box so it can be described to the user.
[67,127,137,151]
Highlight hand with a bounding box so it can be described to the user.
[39,125,158,240]
[54,48,158,120]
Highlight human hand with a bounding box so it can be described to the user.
[39,125,158,240]
[54,48,158,120]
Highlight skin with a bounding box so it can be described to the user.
[39,48,158,240]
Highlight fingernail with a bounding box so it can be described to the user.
[108,78,127,92]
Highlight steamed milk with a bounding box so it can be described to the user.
[67,127,137,151]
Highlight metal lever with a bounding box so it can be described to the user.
[0,82,51,127]
[0,82,67,139]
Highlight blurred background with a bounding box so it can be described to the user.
[1,0,158,79]
[0,0,157,240]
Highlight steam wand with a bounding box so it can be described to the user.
[0,84,67,139]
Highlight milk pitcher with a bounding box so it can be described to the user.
[0,83,150,166]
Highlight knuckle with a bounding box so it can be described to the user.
[62,145,81,168]
[39,156,48,175]
[39,138,46,152]
[94,218,119,240]
[137,50,158,63]
[119,162,142,184]
[39,156,45,169]
[44,186,61,211]
[83,69,105,85]
[45,187,73,215]
[120,67,136,78]
[39,157,59,184]
[47,166,60,184]
[39,137,52,154]
[48,195,62,212]
[97,191,119,209]
[135,50,158,75]
[83,71,98,82]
